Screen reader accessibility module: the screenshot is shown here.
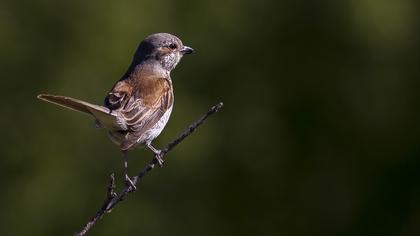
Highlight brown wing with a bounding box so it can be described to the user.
[104,80,133,110]
[119,76,173,150]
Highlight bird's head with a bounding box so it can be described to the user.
[134,33,194,71]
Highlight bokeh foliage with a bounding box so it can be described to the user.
[1,0,420,235]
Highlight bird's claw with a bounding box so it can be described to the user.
[155,153,164,167]
[124,174,136,191]
[145,143,164,167]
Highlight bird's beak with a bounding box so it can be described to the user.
[181,46,194,55]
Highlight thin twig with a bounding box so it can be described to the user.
[75,102,223,236]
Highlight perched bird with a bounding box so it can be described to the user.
[38,33,194,189]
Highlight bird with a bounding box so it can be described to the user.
[37,33,194,190]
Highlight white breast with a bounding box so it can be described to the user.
[137,105,173,144]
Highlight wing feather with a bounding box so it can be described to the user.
[119,81,173,150]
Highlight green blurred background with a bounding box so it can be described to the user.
[1,0,420,235]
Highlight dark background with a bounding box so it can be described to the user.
[1,0,420,235]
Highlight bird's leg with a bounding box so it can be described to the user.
[122,151,136,191]
[145,142,164,167]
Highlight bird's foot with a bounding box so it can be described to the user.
[155,153,164,167]
[124,174,136,192]
[146,143,164,167]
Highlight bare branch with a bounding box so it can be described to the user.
[75,102,223,236]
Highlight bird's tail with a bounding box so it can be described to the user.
[37,94,123,130]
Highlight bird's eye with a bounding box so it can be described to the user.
[169,43,177,50]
